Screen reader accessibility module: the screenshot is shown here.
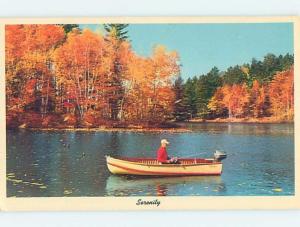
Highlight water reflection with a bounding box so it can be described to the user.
[180,122,294,136]
[7,123,294,197]
[156,184,168,196]
[105,175,225,196]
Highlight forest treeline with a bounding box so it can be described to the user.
[6,24,179,128]
[174,54,294,122]
[6,24,294,129]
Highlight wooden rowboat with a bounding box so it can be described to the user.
[106,155,225,176]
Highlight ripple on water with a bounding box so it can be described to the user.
[6,124,294,197]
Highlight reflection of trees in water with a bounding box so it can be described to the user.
[105,175,225,196]
[227,124,232,134]
[184,122,294,136]
[156,184,168,196]
[109,132,120,150]
[105,132,121,157]
[58,133,74,195]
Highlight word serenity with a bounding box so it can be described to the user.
[136,199,161,207]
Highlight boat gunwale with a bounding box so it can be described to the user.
[106,156,222,167]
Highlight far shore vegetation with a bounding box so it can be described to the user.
[6,24,294,130]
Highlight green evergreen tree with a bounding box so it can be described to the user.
[103,24,129,120]
[195,67,221,118]
[60,24,79,34]
[183,78,197,119]
[223,65,248,85]
[280,53,294,70]
[173,76,188,121]
[262,53,281,81]
[104,24,129,41]
[249,53,293,84]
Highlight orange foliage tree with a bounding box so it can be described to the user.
[222,84,249,118]
[54,29,110,121]
[3,25,180,127]
[53,29,180,125]
[268,67,294,120]
[208,83,249,118]
[207,87,226,117]
[208,67,293,121]
[6,25,65,122]
[123,45,179,123]
[249,80,266,118]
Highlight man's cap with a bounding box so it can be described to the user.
[161,139,170,145]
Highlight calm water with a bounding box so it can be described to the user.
[7,123,294,197]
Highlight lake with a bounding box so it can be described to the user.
[6,123,294,197]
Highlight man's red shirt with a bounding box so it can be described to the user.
[157,146,168,162]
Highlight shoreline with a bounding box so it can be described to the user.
[186,117,294,124]
[8,118,294,132]
[7,117,294,132]
[16,127,192,133]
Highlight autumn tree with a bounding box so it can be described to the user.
[147,45,180,121]
[6,25,65,119]
[207,87,226,118]
[249,80,266,118]
[54,29,110,122]
[122,46,180,123]
[215,84,249,118]
[121,55,148,121]
[268,67,294,120]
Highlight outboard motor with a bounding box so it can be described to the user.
[214,150,227,161]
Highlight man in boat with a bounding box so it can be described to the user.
[157,139,180,164]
